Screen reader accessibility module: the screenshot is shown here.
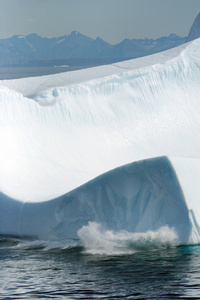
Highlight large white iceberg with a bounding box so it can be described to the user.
[0,38,200,245]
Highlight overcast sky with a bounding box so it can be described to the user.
[0,0,200,44]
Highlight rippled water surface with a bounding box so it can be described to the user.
[1,238,200,299]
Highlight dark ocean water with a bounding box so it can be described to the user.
[1,237,200,299]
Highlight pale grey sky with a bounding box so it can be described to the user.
[0,0,200,44]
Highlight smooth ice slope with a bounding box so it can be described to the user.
[0,39,200,245]
[0,156,199,245]
[0,157,197,245]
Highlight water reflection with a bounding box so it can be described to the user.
[1,241,200,299]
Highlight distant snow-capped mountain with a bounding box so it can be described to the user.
[187,12,200,42]
[0,31,186,67]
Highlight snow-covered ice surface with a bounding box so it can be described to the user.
[0,38,200,246]
[0,42,187,98]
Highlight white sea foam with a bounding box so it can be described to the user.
[13,238,80,251]
[78,222,179,255]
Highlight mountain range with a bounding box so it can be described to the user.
[0,31,186,68]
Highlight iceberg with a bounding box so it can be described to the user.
[0,38,200,246]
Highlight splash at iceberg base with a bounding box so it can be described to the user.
[0,156,199,246]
